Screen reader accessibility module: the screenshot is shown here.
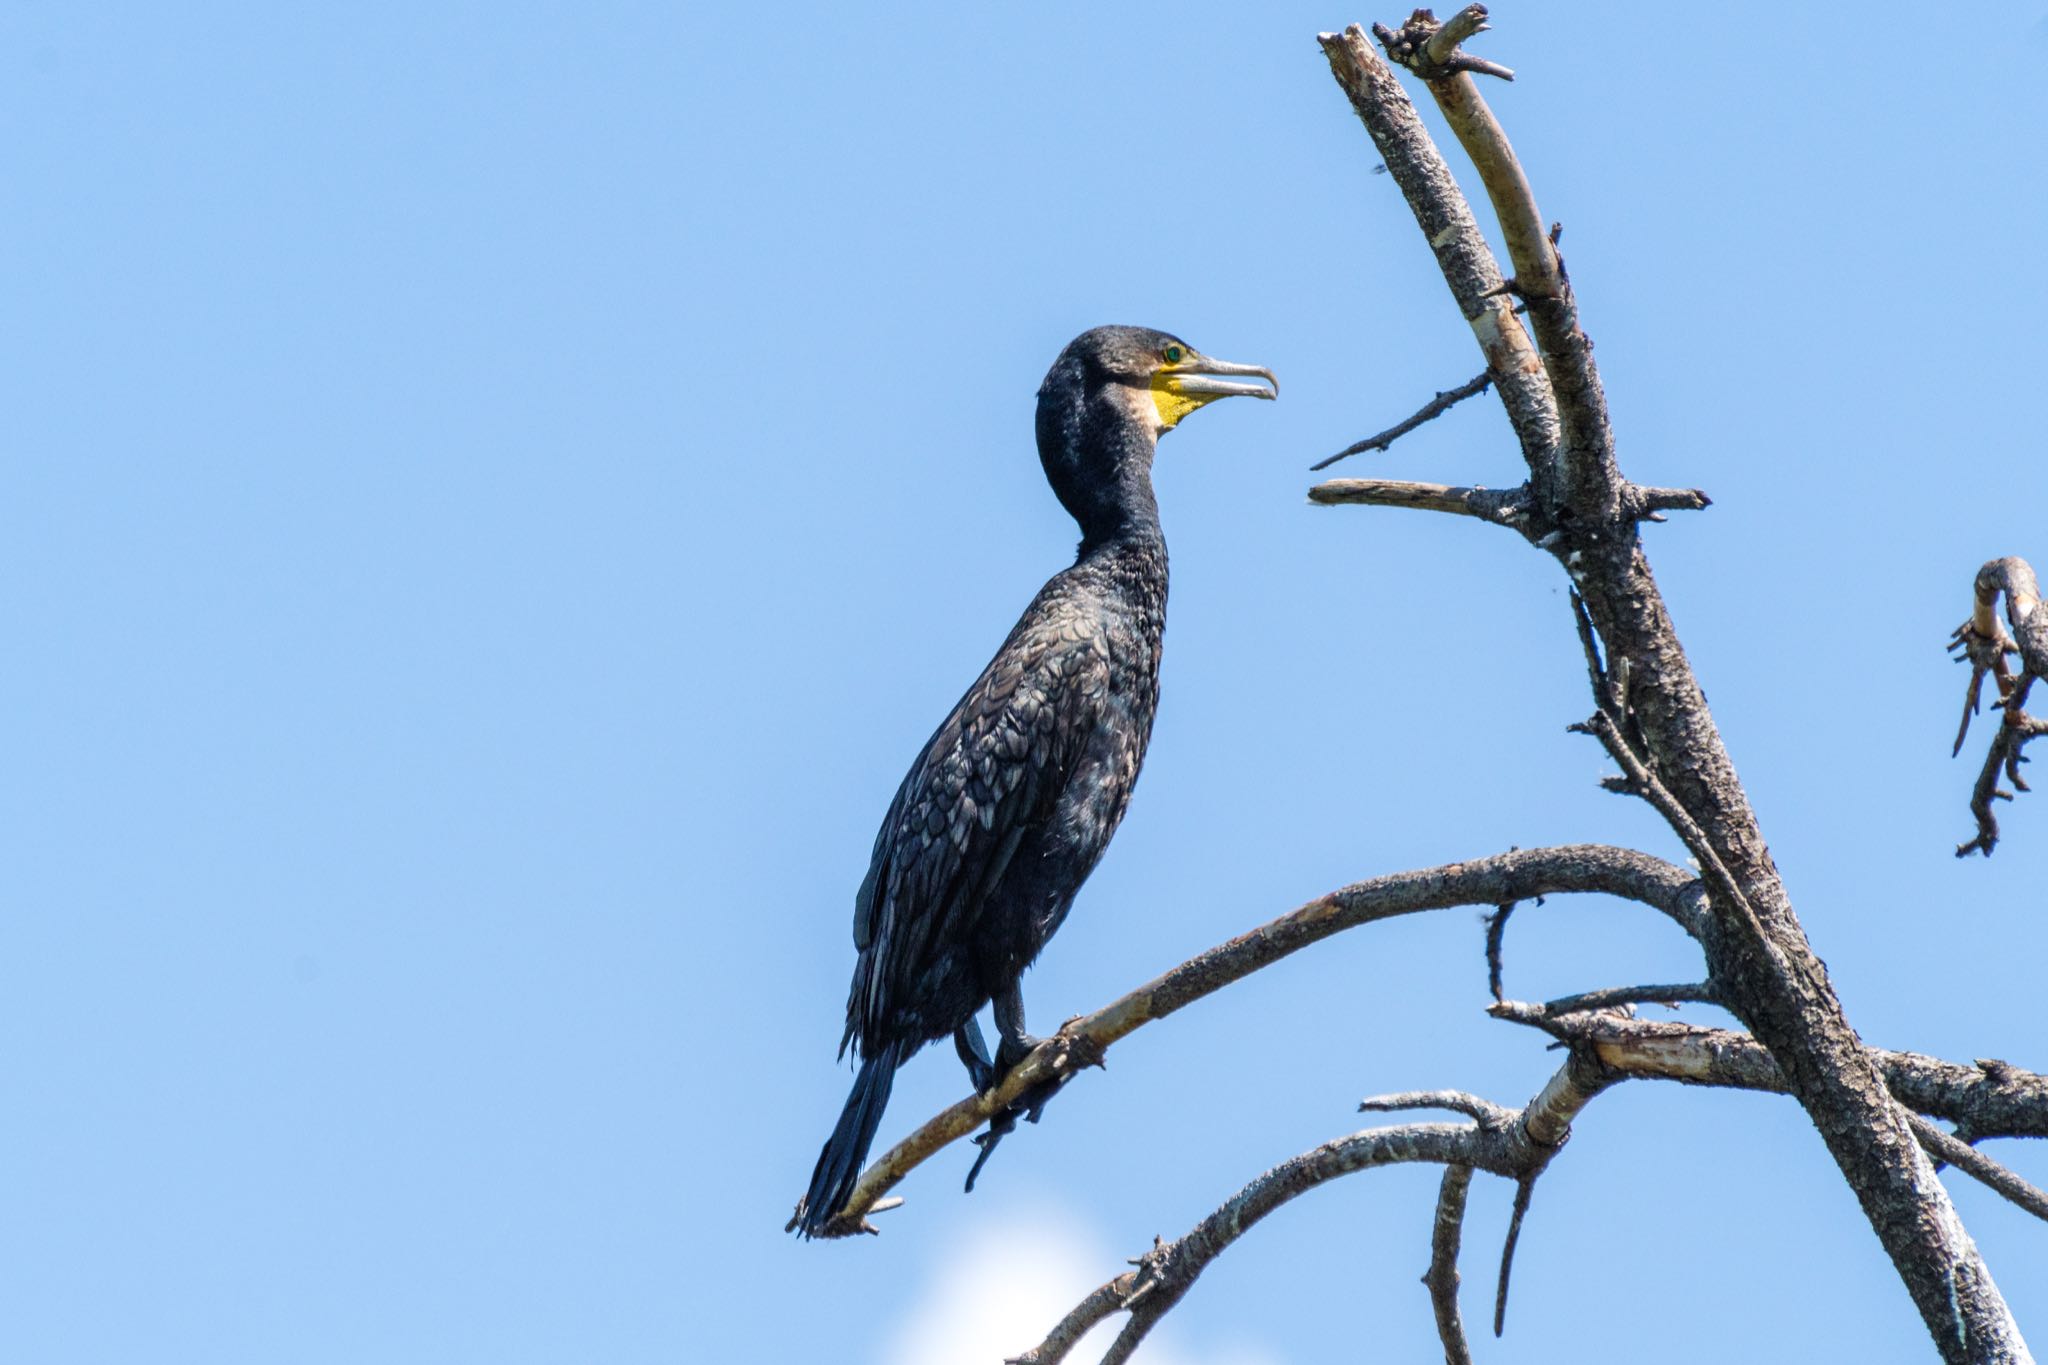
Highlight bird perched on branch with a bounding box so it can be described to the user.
[793,326,1276,1238]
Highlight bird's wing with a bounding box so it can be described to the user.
[846,612,1109,1049]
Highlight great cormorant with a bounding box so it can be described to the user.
[795,326,1276,1238]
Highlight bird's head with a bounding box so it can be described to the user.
[1046,325,1278,436]
[1036,326,1276,540]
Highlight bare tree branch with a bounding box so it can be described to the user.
[1425,1165,1476,1365]
[1003,1278,1131,1365]
[1488,1002,2048,1140]
[1973,557,2048,678]
[1370,3,1516,82]
[1954,557,2048,856]
[1307,477,1525,522]
[1484,900,1513,1001]
[1360,1090,1516,1125]
[1541,981,1718,1015]
[1383,11,1617,521]
[1492,1175,1534,1337]
[1950,616,2017,759]
[1014,1050,1614,1365]
[1318,26,1561,496]
[795,844,1705,1236]
[1629,485,1713,519]
[1574,708,1770,946]
[1024,1005,2048,1362]
[1311,371,1493,470]
[1908,1114,2048,1226]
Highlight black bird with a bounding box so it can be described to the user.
[795,326,1276,1238]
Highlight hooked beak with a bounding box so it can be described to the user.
[1149,351,1278,431]
[1159,353,1280,402]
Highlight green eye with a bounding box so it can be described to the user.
[1163,345,1184,364]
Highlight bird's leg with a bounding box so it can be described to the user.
[965,983,1086,1192]
[994,981,1073,1121]
[953,1017,998,1095]
[992,980,1045,1074]
[964,982,1057,1193]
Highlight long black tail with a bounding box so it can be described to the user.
[794,1037,908,1238]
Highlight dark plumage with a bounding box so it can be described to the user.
[795,326,1275,1237]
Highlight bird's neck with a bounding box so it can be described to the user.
[1041,386,1166,554]
[1075,465,1162,557]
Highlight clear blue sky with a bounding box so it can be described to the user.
[6,3,2044,1362]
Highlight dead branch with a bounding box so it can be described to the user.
[1488,1003,2048,1141]
[1907,1115,2048,1225]
[1541,981,1718,1015]
[1360,1090,1515,1124]
[1003,1279,1130,1365]
[1954,557,2048,856]
[1574,708,1770,947]
[1494,1003,2048,1227]
[1492,1175,1534,1336]
[1022,1003,2048,1363]
[1483,900,1513,1000]
[1425,1165,1476,1365]
[1318,25,1561,496]
[1012,1050,1613,1365]
[1629,485,1713,519]
[795,844,1704,1236]
[1311,370,1493,470]
[1372,4,1516,83]
[1307,477,1524,521]
[1375,10,1616,519]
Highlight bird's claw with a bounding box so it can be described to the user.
[962,1032,1095,1190]
[964,1110,1017,1193]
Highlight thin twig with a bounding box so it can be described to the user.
[1948,617,2015,758]
[1311,371,1493,470]
[1493,1176,1535,1337]
[1484,901,1514,1001]
[1576,710,1771,946]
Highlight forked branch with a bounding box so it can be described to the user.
[1370,8,1618,519]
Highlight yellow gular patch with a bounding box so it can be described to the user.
[1149,374,1225,430]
